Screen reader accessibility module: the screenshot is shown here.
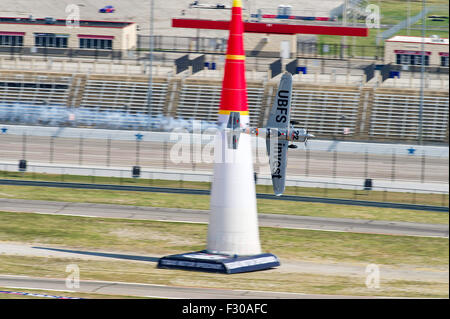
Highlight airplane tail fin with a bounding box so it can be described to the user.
[226,111,241,150]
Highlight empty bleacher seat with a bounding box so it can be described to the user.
[369,91,449,141]
[0,73,71,106]
[175,81,264,127]
[80,77,168,115]
[289,87,361,136]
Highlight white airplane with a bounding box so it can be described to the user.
[189,1,230,9]
[225,72,314,196]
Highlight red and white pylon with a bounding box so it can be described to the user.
[207,0,261,256]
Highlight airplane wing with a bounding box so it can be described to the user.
[265,72,293,196]
[266,137,288,196]
[266,72,293,129]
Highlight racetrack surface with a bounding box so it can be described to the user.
[1,198,447,237]
[1,198,448,299]
[1,132,448,184]
[0,275,370,299]
[0,242,447,295]
[1,179,447,212]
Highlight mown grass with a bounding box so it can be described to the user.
[0,185,448,224]
[1,170,447,207]
[0,211,447,298]
[0,211,447,267]
[0,255,447,298]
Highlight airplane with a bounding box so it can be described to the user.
[189,1,230,9]
[225,72,314,196]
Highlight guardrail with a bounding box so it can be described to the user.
[1,178,447,212]
[1,161,448,207]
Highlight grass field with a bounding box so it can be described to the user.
[1,255,447,298]
[1,171,448,207]
[0,212,447,266]
[0,185,448,224]
[0,211,448,298]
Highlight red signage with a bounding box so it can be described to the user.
[394,50,431,56]
[77,34,114,39]
[172,19,369,36]
[439,52,449,57]
[0,31,25,36]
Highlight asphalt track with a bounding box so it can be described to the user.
[1,132,448,184]
[1,198,448,238]
[0,0,343,37]
[0,179,448,212]
[0,275,370,299]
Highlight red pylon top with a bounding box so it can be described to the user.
[218,0,248,117]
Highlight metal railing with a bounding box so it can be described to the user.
[1,128,448,183]
[0,45,124,60]
[138,35,386,60]
[0,37,386,61]
[1,162,448,207]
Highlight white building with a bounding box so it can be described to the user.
[384,35,449,67]
[0,16,137,51]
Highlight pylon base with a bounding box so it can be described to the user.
[158,250,280,274]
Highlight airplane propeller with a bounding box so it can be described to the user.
[304,129,314,149]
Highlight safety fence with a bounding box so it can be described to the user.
[0,162,448,207]
[0,37,385,61]
[1,131,448,184]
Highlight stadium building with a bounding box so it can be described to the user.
[0,16,137,51]
[385,35,449,67]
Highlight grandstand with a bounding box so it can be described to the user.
[0,71,72,106]
[175,79,265,126]
[0,69,448,143]
[80,75,169,115]
[290,84,361,136]
[369,89,449,141]
[176,81,222,123]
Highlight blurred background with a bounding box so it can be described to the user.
[0,0,448,200]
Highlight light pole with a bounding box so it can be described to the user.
[341,0,348,58]
[418,0,426,145]
[196,7,200,51]
[245,0,251,18]
[146,0,155,128]
[407,0,411,36]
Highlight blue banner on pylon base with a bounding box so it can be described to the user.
[157,250,280,274]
